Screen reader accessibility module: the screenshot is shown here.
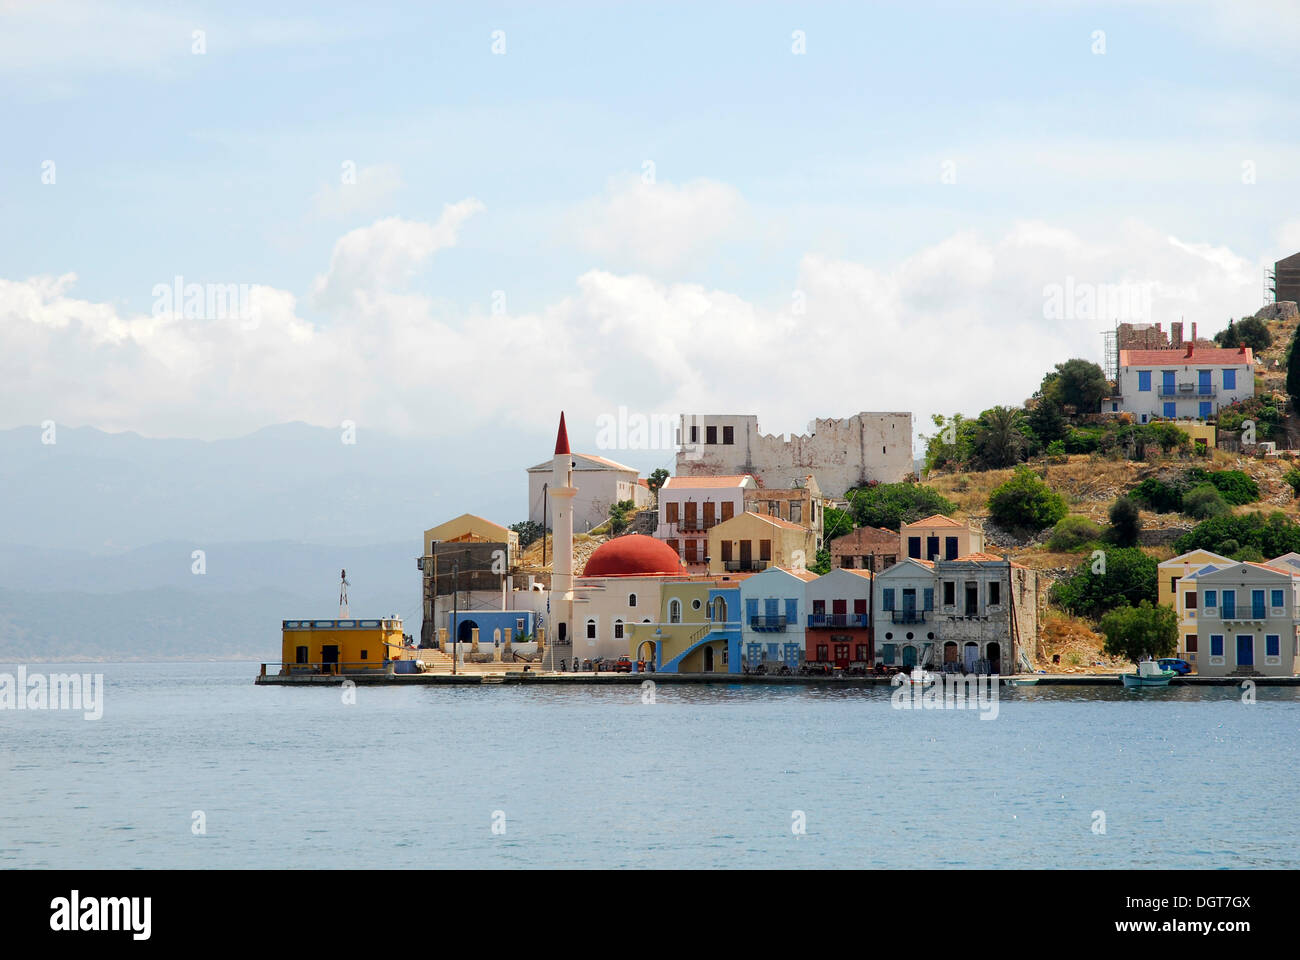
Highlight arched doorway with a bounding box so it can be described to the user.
[712,597,727,622]
[943,641,958,666]
[636,640,656,665]
[902,645,917,668]
[986,641,1001,674]
[457,619,477,644]
[704,645,715,671]
[963,642,979,671]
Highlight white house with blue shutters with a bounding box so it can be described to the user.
[1193,562,1299,677]
[1114,343,1255,423]
[872,558,937,669]
[738,566,814,671]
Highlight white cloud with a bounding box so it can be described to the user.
[309,200,484,309]
[571,175,746,272]
[0,216,1268,453]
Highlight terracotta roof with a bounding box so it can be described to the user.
[842,568,874,580]
[1120,346,1253,366]
[663,474,754,489]
[1244,561,1292,575]
[950,551,1029,570]
[745,512,807,531]
[903,514,964,528]
[779,568,820,581]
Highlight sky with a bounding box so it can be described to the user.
[3,0,1300,460]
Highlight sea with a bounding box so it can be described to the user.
[2,661,1298,869]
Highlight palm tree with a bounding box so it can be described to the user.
[975,406,1026,469]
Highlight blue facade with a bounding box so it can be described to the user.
[447,610,536,645]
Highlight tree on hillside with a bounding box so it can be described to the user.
[1026,395,1068,448]
[1214,316,1271,352]
[1051,547,1158,619]
[647,468,670,495]
[847,482,957,531]
[1287,325,1300,417]
[923,413,977,473]
[1042,359,1109,415]
[510,520,544,548]
[1107,495,1142,547]
[822,506,855,542]
[1097,600,1178,663]
[1175,510,1300,558]
[973,406,1027,469]
[607,499,636,535]
[986,466,1067,533]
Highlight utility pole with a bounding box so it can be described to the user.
[542,482,549,569]
[451,559,459,676]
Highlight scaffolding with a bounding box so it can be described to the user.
[1100,327,1118,382]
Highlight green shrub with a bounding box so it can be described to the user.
[1097,600,1178,662]
[1286,468,1300,497]
[1184,468,1258,506]
[1047,515,1103,551]
[846,482,957,531]
[1051,547,1159,619]
[1046,439,1066,456]
[1181,484,1229,520]
[987,466,1068,533]
[1063,427,1102,455]
[1128,477,1184,514]
[1174,511,1300,558]
[1107,496,1142,547]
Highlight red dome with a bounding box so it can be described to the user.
[582,535,686,578]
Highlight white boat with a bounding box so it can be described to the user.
[1121,659,1175,688]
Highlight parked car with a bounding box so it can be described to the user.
[1157,658,1192,676]
[613,657,633,673]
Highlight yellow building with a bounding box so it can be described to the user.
[1159,549,1232,672]
[623,577,743,673]
[281,617,410,674]
[706,511,817,575]
[900,514,983,562]
[422,513,519,559]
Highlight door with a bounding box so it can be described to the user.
[684,501,697,528]
[321,645,339,673]
[703,501,715,528]
[721,501,734,522]
[963,642,979,671]
[1236,635,1254,667]
[703,646,715,672]
[944,641,959,664]
[740,540,752,570]
[901,645,916,667]
[833,643,850,668]
[902,589,916,619]
[1198,369,1211,395]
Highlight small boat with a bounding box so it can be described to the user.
[1011,677,1039,687]
[1121,659,1175,688]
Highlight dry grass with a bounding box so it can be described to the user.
[1033,611,1128,674]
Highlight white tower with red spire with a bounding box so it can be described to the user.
[549,412,577,646]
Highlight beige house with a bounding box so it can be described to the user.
[1159,548,1233,670]
[1192,561,1300,677]
[743,474,825,548]
[706,511,817,575]
[527,452,652,533]
[900,514,983,563]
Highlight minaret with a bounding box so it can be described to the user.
[549,412,577,645]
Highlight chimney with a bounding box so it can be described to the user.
[1191,321,1198,343]
[1240,342,1248,355]
[1171,321,1183,348]
[1185,343,1194,359]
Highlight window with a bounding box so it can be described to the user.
[296,646,308,664]
[1137,370,1151,391]
[628,593,637,607]
[882,588,895,611]
[722,425,734,444]
[1251,589,1265,619]
[922,588,933,611]
[692,598,702,610]
[669,600,681,624]
[908,536,921,559]
[689,425,699,443]
[1210,635,1224,657]
[989,582,1001,606]
[1162,370,1175,394]
[789,502,802,524]
[944,536,958,560]
[1185,592,1197,609]
[586,619,596,639]
[855,644,869,661]
[706,425,717,444]
[1271,589,1284,609]
[1266,634,1280,657]
[685,539,698,563]
[768,500,781,517]
[713,597,727,622]
[1199,400,1212,419]
[360,649,368,660]
[1221,590,1235,618]
[943,581,955,605]
[1185,634,1197,652]
[666,502,679,523]
[614,620,624,640]
[721,541,733,562]
[667,538,679,556]
[1204,589,1217,608]
[1223,369,1236,391]
[759,539,772,562]
[816,644,829,661]
[516,618,526,632]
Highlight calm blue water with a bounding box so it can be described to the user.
[2,661,1298,869]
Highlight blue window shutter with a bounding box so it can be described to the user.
[1272,589,1284,609]
[1222,591,1235,618]
[1199,401,1211,419]
[785,598,797,622]
[1162,370,1175,392]
[1210,635,1223,656]
[745,598,757,620]
[1204,590,1216,607]
[923,588,934,611]
[1267,635,1280,657]
[1224,369,1236,390]
[1138,370,1151,391]
[883,588,895,611]
[1163,402,1175,418]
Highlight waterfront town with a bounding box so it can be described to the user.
[270,254,1300,685]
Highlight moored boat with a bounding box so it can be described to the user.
[1121,659,1175,688]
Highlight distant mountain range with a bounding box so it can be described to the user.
[0,421,569,660]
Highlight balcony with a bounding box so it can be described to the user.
[807,613,869,629]
[675,515,720,532]
[725,560,770,573]
[889,610,927,624]
[749,616,787,632]
[1157,384,1216,398]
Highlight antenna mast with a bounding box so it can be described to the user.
[339,568,350,618]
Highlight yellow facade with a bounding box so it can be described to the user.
[1171,421,1215,451]
[1158,549,1229,608]
[624,580,719,667]
[422,514,519,556]
[281,618,409,674]
[706,512,816,575]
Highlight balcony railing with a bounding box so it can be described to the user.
[889,609,927,624]
[749,615,788,631]
[807,613,869,629]
[673,515,721,532]
[725,560,770,572]
[1157,385,1216,398]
